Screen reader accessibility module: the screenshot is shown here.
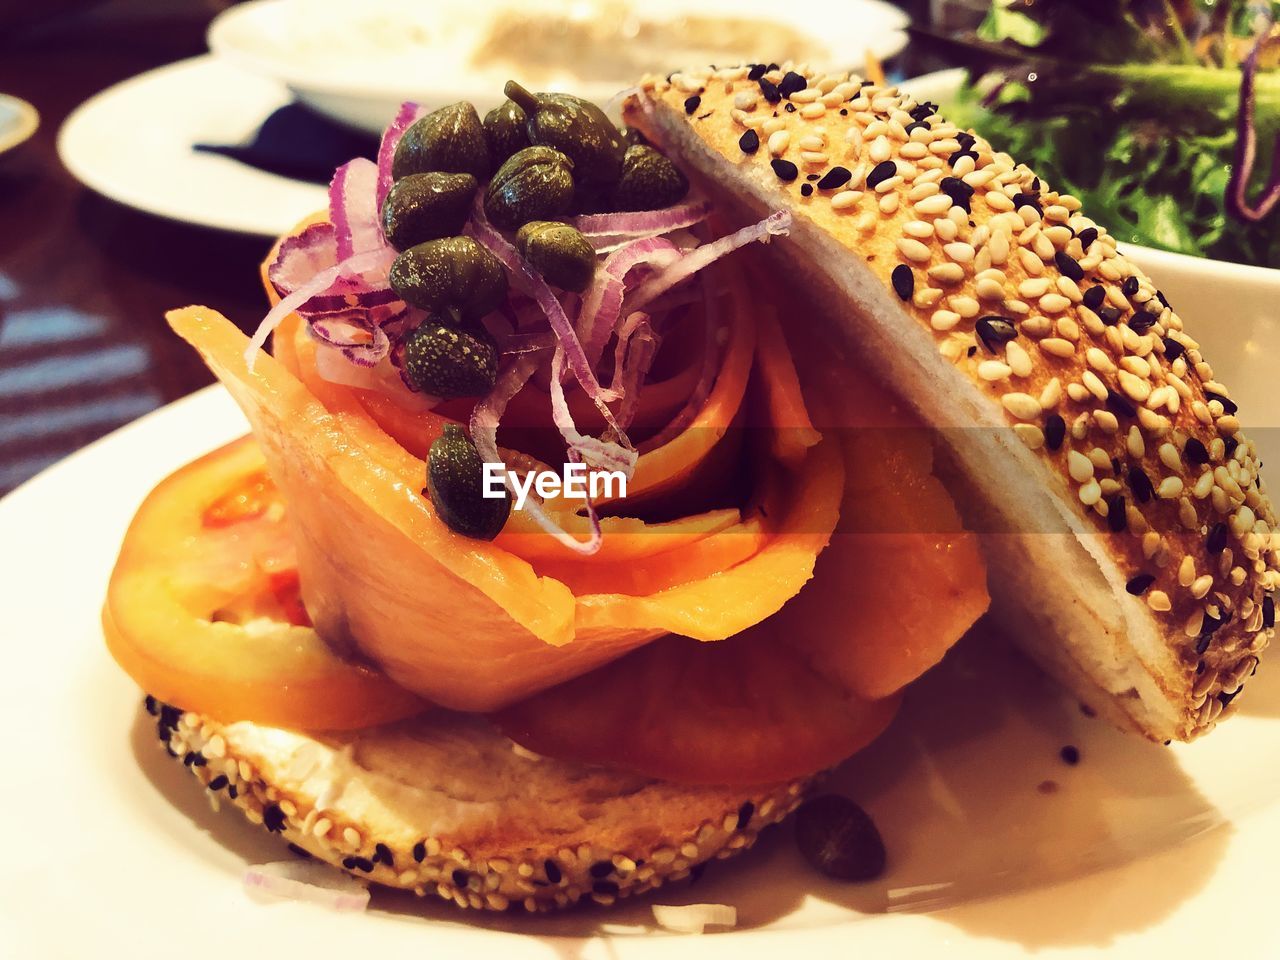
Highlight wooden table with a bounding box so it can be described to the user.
[0,5,271,495]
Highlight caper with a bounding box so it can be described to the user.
[516,221,596,293]
[612,144,689,212]
[504,81,626,186]
[403,320,497,399]
[794,794,886,882]
[483,99,530,167]
[389,237,507,321]
[427,424,510,540]
[392,101,490,181]
[381,172,478,250]
[484,146,574,230]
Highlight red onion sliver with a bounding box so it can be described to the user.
[644,281,722,451]
[243,861,369,912]
[245,247,397,369]
[628,210,791,311]
[571,199,711,239]
[609,311,659,430]
[375,101,427,212]
[267,221,338,298]
[549,344,638,477]
[330,158,384,260]
[578,235,682,368]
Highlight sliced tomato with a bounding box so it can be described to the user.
[493,626,900,787]
[104,435,428,730]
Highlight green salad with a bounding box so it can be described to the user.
[932,0,1280,268]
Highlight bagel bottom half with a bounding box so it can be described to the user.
[147,697,809,912]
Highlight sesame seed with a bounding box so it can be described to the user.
[1068,451,1094,482]
[1039,293,1071,314]
[768,130,790,156]
[683,95,701,115]
[927,262,965,284]
[1040,337,1074,358]
[1126,573,1156,595]
[943,241,976,263]
[770,158,798,181]
[817,166,852,190]
[930,309,961,331]
[738,129,760,154]
[1002,393,1042,420]
[830,189,861,210]
[897,237,932,263]
[1147,590,1172,612]
[891,264,914,301]
[1157,477,1184,499]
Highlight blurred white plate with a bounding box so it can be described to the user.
[900,66,1280,363]
[0,92,39,155]
[209,0,910,134]
[1,254,1278,954]
[58,55,327,237]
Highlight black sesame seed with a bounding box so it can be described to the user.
[1162,337,1185,361]
[589,860,614,879]
[747,63,766,81]
[903,120,928,136]
[956,131,976,148]
[1204,390,1238,415]
[1012,193,1042,217]
[800,183,813,197]
[696,110,713,120]
[227,784,238,799]
[785,102,797,113]
[683,95,700,115]
[975,316,1017,353]
[771,158,798,181]
[1218,687,1242,707]
[452,868,469,888]
[262,803,286,833]
[891,264,914,302]
[949,148,978,168]
[287,843,312,859]
[860,78,873,86]
[839,108,848,115]
[1081,285,1106,311]
[910,102,937,122]
[817,166,852,190]
[182,751,197,767]
[544,859,562,883]
[806,173,820,181]
[1099,305,1123,325]
[738,129,759,154]
[343,856,372,872]
[1126,573,1156,595]
[1157,290,1170,308]
[1206,522,1228,554]
[1060,745,1080,765]
[1031,177,1041,192]
[1045,414,1066,451]
[144,695,158,716]
[767,62,780,72]
[939,176,975,213]
[207,774,228,792]
[1077,227,1099,250]
[1263,595,1275,630]
[1202,610,1227,637]
[688,863,706,885]
[778,71,807,97]
[1054,251,1084,282]
[1110,456,1123,475]
[1195,634,1212,655]
[412,841,426,863]
[759,77,781,103]
[736,801,755,830]
[1128,465,1153,503]
[867,160,898,190]
[1106,494,1127,532]
[1122,276,1140,298]
[1130,310,1158,333]
[374,843,393,866]
[1185,437,1210,466]
[593,880,620,897]
[1224,436,1240,459]
[967,345,977,357]
[1106,389,1136,419]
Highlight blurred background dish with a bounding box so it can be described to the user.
[57,55,328,237]
[0,92,38,156]
[207,0,910,133]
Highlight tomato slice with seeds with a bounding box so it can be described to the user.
[104,435,428,730]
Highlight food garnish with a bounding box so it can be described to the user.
[427,423,511,539]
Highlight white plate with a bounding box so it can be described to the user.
[0,93,39,156]
[2,240,1280,956]
[208,0,909,134]
[57,55,327,237]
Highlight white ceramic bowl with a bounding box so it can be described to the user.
[208,0,909,134]
[901,68,1280,422]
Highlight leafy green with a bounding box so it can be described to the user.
[939,0,1280,268]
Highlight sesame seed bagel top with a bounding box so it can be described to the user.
[624,63,1278,740]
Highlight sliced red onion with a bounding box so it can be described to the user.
[549,344,638,477]
[628,210,791,311]
[330,158,384,260]
[609,311,659,430]
[467,202,628,429]
[578,235,682,368]
[1227,19,1280,224]
[309,317,391,367]
[243,861,369,912]
[267,221,338,298]
[246,247,397,369]
[572,199,711,246]
[650,903,737,934]
[375,101,427,212]
[502,331,556,355]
